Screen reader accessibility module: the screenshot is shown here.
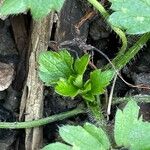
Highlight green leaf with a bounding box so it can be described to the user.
[0,0,27,15]
[42,142,71,150]
[42,123,110,150]
[58,49,74,70]
[114,100,150,150]
[82,93,95,102]
[81,81,95,101]
[38,71,55,86]
[108,0,150,34]
[0,0,65,20]
[81,80,91,94]
[55,77,79,98]
[38,50,74,85]
[74,54,90,75]
[81,69,114,102]
[90,69,114,95]
[73,75,83,88]
[84,123,110,150]
[28,0,65,19]
[59,124,108,150]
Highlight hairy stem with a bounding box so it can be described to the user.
[104,33,150,70]
[0,108,84,129]
[87,0,127,53]
[112,95,150,105]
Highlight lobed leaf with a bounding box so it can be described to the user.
[84,123,110,150]
[108,0,150,34]
[0,0,65,20]
[74,54,90,75]
[81,69,114,102]
[73,75,83,88]
[0,0,27,15]
[59,124,109,150]
[82,93,95,102]
[42,123,111,150]
[90,69,114,95]
[55,77,79,98]
[38,50,74,85]
[114,100,150,150]
[80,80,91,94]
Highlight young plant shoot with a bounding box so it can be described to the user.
[38,50,114,119]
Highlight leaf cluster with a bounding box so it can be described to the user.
[42,100,150,150]
[38,50,114,102]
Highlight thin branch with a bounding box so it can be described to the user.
[107,73,117,117]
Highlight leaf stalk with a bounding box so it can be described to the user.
[0,108,84,129]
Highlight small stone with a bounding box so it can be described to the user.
[0,62,14,91]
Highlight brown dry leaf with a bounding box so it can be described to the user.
[0,62,14,91]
